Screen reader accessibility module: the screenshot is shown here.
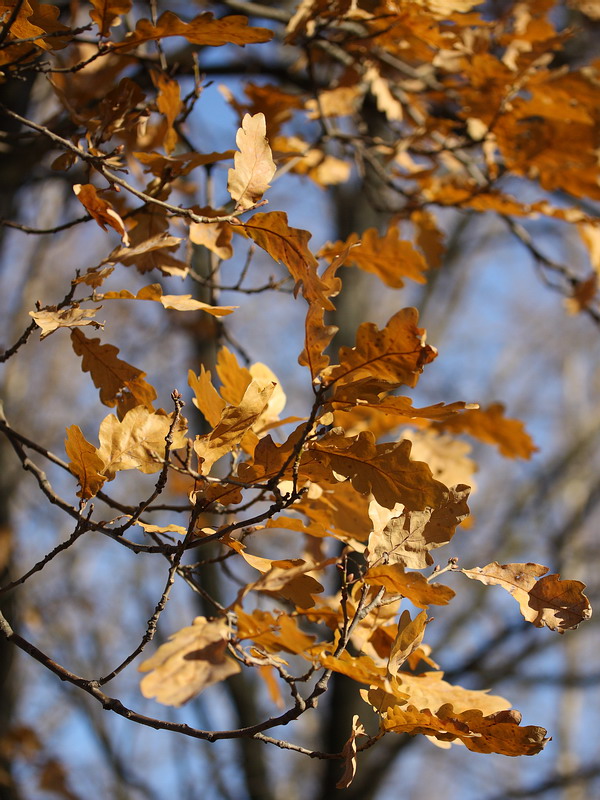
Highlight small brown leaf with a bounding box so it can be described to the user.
[336,715,366,790]
[139,617,240,707]
[73,184,129,244]
[89,0,132,37]
[65,425,107,499]
[30,306,102,340]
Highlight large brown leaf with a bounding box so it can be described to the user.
[462,562,592,632]
[323,308,436,390]
[365,485,471,568]
[303,430,448,511]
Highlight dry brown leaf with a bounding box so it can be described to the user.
[383,704,549,756]
[30,306,102,340]
[323,308,436,390]
[227,112,276,210]
[336,715,366,790]
[366,485,470,568]
[240,211,331,308]
[194,379,274,474]
[73,184,130,244]
[71,329,157,411]
[89,0,132,37]
[188,365,226,428]
[388,610,429,676]
[366,564,455,607]
[461,562,592,632]
[65,425,107,500]
[139,617,240,707]
[433,403,537,459]
[319,228,427,289]
[102,284,236,316]
[155,72,181,155]
[97,406,187,480]
[113,11,273,52]
[235,606,317,655]
[304,431,448,511]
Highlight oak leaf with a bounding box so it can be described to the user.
[336,716,366,790]
[383,704,548,756]
[240,211,331,308]
[228,113,276,210]
[387,610,429,677]
[322,308,436,390]
[71,330,157,411]
[30,306,102,340]
[97,406,187,480]
[102,283,236,316]
[65,425,107,500]
[319,228,427,288]
[304,431,448,511]
[139,617,240,707]
[235,607,316,655]
[73,184,129,245]
[461,562,592,633]
[112,12,273,52]
[188,366,226,428]
[194,379,274,474]
[155,72,181,155]
[365,485,470,568]
[89,0,132,37]
[365,565,455,607]
[433,403,537,459]
[135,151,235,177]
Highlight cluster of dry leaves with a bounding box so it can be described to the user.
[1,0,598,787]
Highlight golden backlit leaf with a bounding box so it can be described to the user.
[71,329,157,411]
[365,671,510,717]
[188,366,225,428]
[433,403,537,459]
[194,379,274,474]
[304,430,448,511]
[112,11,273,52]
[189,206,234,261]
[388,610,429,676]
[235,607,317,655]
[89,0,132,37]
[227,113,276,210]
[366,485,470,569]
[97,406,187,480]
[139,617,240,707]
[366,63,403,121]
[366,564,456,607]
[232,545,328,608]
[319,228,427,289]
[240,211,331,308]
[461,562,592,633]
[323,308,436,390]
[1,0,69,49]
[336,715,366,790]
[134,151,235,177]
[402,429,478,494]
[73,184,129,245]
[30,306,102,340]
[64,425,107,500]
[102,284,235,316]
[155,72,181,155]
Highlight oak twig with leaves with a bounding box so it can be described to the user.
[0,0,598,793]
